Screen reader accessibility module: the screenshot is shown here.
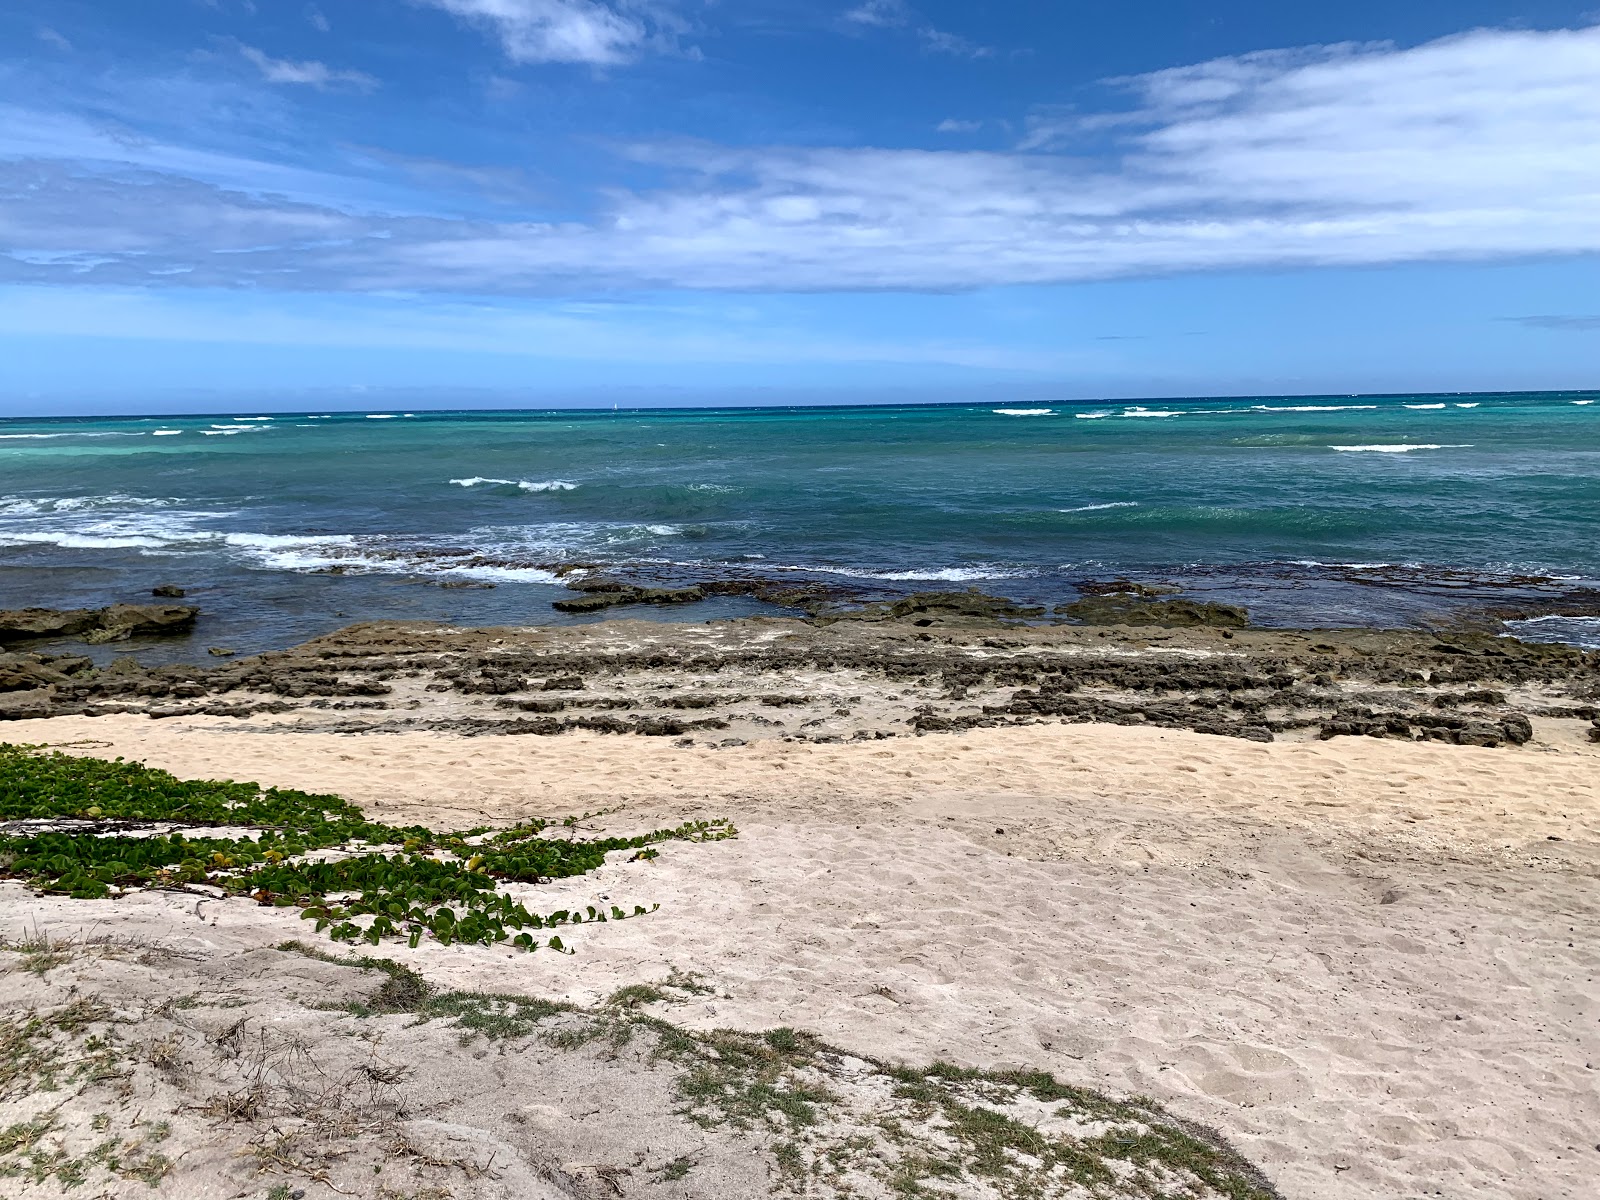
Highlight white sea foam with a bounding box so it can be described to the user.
[0,494,179,516]
[1504,615,1600,650]
[202,425,268,436]
[438,564,561,584]
[0,531,174,549]
[449,477,579,492]
[0,505,232,551]
[232,417,273,422]
[763,563,1025,582]
[1074,411,1114,419]
[1454,403,1480,409]
[1122,408,1182,417]
[366,414,397,419]
[151,429,183,436]
[993,408,1054,416]
[1253,404,1379,412]
[1404,403,1447,409]
[0,434,63,439]
[224,533,359,550]
[1060,502,1140,513]
[1574,400,1595,406]
[1329,444,1473,453]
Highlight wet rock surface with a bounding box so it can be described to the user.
[1,610,1593,752]
[0,603,199,646]
[1054,595,1251,628]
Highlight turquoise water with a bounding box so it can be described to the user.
[2,393,1598,657]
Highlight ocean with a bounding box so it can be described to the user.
[3,392,1599,662]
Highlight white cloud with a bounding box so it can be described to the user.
[417,0,672,66]
[917,27,993,58]
[6,23,1600,293]
[36,28,72,51]
[842,1,992,57]
[306,5,331,32]
[238,44,378,90]
[936,119,982,133]
[843,0,908,28]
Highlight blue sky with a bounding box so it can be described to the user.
[3,0,1599,412]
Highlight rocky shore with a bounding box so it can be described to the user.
[2,591,1595,748]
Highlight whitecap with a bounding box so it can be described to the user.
[151,429,183,436]
[1329,444,1473,453]
[0,433,64,439]
[1574,400,1596,406]
[366,414,397,419]
[1074,411,1113,420]
[1404,403,1447,409]
[1059,502,1140,513]
[993,408,1054,416]
[224,533,359,550]
[1454,403,1480,409]
[1121,408,1183,418]
[0,531,174,549]
[232,417,273,422]
[1253,404,1379,412]
[449,477,579,492]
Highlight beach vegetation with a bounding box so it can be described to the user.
[0,743,734,954]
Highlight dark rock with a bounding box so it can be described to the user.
[80,604,200,644]
[150,584,187,598]
[1055,596,1250,629]
[816,590,1045,626]
[0,608,98,643]
[543,676,586,691]
[552,583,706,613]
[0,689,55,720]
[0,652,91,692]
[208,647,236,657]
[509,697,567,713]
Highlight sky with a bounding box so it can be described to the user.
[2,0,1600,413]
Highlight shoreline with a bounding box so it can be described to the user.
[2,610,1597,1198]
[4,609,1597,747]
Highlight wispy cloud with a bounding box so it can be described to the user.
[1506,315,1600,330]
[917,28,992,58]
[6,23,1600,293]
[36,28,72,51]
[417,0,679,66]
[237,44,378,90]
[842,1,993,57]
[935,118,982,133]
[842,0,907,28]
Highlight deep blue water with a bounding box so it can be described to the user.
[2,393,1598,659]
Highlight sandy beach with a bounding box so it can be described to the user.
[3,637,1597,1200]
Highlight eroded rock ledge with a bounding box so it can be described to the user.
[2,611,1595,748]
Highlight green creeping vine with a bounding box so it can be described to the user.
[0,744,734,952]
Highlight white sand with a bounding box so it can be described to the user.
[5,713,1598,1199]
